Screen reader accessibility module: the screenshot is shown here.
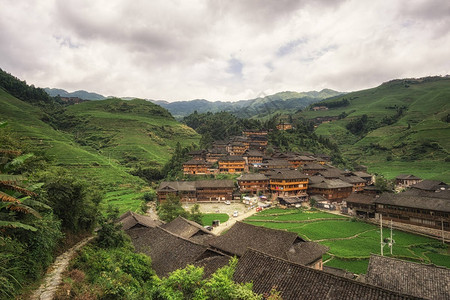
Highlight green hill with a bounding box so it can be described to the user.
[297,77,450,182]
[0,86,200,212]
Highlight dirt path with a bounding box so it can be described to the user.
[31,236,95,300]
[313,229,376,242]
[212,206,259,235]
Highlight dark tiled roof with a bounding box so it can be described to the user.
[375,193,450,212]
[267,170,308,180]
[396,174,422,180]
[366,254,450,299]
[308,175,326,184]
[234,249,419,300]
[244,150,264,157]
[345,193,378,205]
[289,155,316,161]
[195,180,235,188]
[410,180,448,191]
[193,254,232,278]
[158,181,196,192]
[118,211,162,231]
[208,222,327,266]
[219,155,245,162]
[319,168,345,179]
[127,226,209,277]
[264,159,292,167]
[161,216,214,244]
[183,159,211,166]
[237,173,269,181]
[310,179,353,189]
[302,163,327,170]
[340,175,366,184]
[353,171,373,179]
[402,188,450,200]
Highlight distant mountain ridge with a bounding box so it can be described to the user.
[45,88,106,100]
[151,89,344,119]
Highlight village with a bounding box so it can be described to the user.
[114,127,450,299]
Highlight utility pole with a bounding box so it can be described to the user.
[390,219,393,255]
[380,214,383,256]
[442,218,445,245]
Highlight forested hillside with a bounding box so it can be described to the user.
[297,76,450,181]
[0,69,200,212]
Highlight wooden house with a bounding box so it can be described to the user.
[308,179,353,202]
[409,180,448,192]
[161,216,215,245]
[234,249,419,300]
[374,190,450,231]
[243,149,264,165]
[352,171,373,184]
[157,181,196,202]
[218,156,246,173]
[195,180,235,202]
[301,163,327,176]
[242,130,268,137]
[209,222,328,270]
[182,159,212,175]
[277,196,307,207]
[339,174,366,192]
[236,173,269,195]
[395,174,422,188]
[205,147,227,163]
[117,211,163,231]
[267,170,309,196]
[227,141,248,156]
[276,121,293,131]
[288,155,316,169]
[345,193,377,218]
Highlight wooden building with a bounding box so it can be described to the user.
[352,171,373,184]
[236,173,269,195]
[182,159,212,175]
[308,179,353,202]
[374,191,450,231]
[227,141,248,156]
[395,174,422,188]
[195,180,235,202]
[218,156,246,173]
[301,163,327,176]
[276,121,293,131]
[205,147,227,163]
[288,155,316,169]
[243,149,264,165]
[157,181,197,202]
[339,174,366,192]
[345,193,377,218]
[242,130,268,137]
[268,170,309,196]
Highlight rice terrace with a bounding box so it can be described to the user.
[244,208,450,274]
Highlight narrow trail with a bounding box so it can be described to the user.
[31,236,95,300]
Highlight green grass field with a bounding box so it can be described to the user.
[201,213,230,226]
[244,208,450,274]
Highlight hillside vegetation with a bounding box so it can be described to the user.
[297,77,450,182]
[0,70,200,212]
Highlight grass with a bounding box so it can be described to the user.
[244,207,450,274]
[297,77,450,182]
[201,213,230,226]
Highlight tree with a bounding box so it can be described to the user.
[189,204,203,224]
[157,194,188,222]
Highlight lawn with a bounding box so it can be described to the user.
[243,208,450,274]
[201,213,229,226]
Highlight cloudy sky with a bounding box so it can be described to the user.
[1,0,449,101]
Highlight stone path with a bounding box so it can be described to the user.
[31,236,95,300]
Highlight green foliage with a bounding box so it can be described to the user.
[201,213,229,226]
[69,243,155,299]
[157,194,189,222]
[189,204,203,224]
[96,221,128,249]
[39,168,101,233]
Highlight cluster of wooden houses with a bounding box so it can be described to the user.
[118,211,449,299]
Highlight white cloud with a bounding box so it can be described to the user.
[0,0,448,101]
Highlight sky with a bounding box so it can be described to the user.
[0,0,449,102]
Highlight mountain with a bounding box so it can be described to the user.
[0,69,200,212]
[152,89,344,119]
[45,87,106,100]
[296,76,450,182]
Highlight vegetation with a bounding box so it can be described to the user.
[244,208,450,274]
[298,76,450,181]
[157,194,204,224]
[201,213,230,226]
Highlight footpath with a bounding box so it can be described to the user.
[31,236,94,300]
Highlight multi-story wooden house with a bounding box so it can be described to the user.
[339,174,366,192]
[205,147,228,163]
[218,156,246,173]
[308,179,353,202]
[242,130,268,137]
[288,155,316,169]
[237,173,269,195]
[345,193,377,218]
[352,171,374,185]
[300,163,327,176]
[374,190,450,231]
[157,180,235,203]
[183,159,212,175]
[276,122,293,131]
[195,180,235,202]
[268,170,309,196]
[227,142,248,156]
[243,149,264,165]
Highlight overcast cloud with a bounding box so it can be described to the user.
[0,0,449,101]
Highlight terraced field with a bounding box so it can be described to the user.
[244,208,450,274]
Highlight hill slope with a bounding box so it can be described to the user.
[0,86,200,212]
[297,77,450,181]
[45,87,106,100]
[152,89,343,119]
